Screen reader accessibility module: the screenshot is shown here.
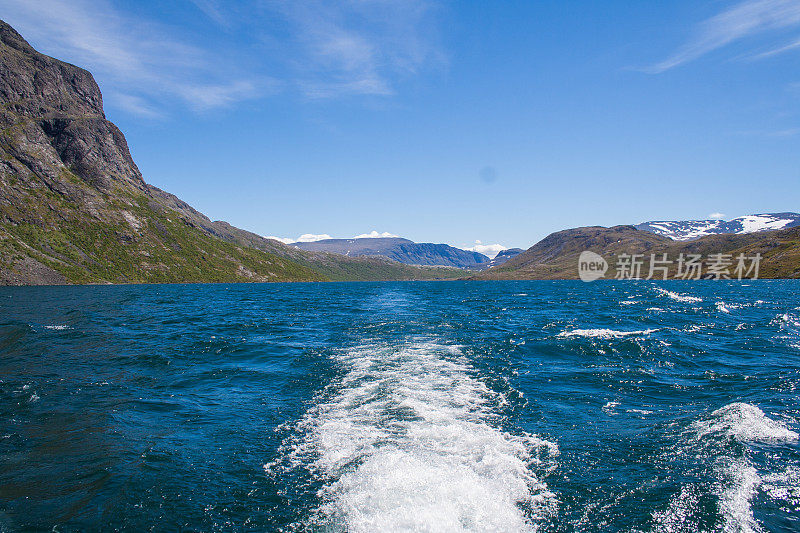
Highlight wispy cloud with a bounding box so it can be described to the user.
[0,0,268,116]
[188,0,232,29]
[748,37,800,59]
[732,127,800,137]
[709,212,727,220]
[263,0,443,98]
[648,0,800,73]
[0,0,443,115]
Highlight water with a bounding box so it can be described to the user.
[0,281,798,532]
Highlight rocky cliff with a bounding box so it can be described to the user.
[0,21,464,284]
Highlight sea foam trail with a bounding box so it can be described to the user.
[694,403,797,533]
[267,341,558,532]
[557,328,657,339]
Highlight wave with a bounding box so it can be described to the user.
[772,311,800,350]
[654,287,703,303]
[694,403,799,445]
[602,401,620,415]
[761,466,800,509]
[696,403,797,532]
[557,328,657,339]
[266,341,559,532]
[716,301,731,314]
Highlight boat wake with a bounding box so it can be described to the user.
[265,340,558,532]
[654,403,799,533]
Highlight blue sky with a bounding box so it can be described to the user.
[2,0,799,253]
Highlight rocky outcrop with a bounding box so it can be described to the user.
[0,22,144,195]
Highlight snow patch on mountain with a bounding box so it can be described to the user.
[636,213,800,241]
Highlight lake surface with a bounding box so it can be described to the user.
[1,281,798,532]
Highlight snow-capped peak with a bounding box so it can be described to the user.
[635,212,800,241]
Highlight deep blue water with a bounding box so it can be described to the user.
[1,281,799,532]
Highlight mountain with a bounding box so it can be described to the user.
[636,213,800,241]
[291,237,491,269]
[474,225,800,280]
[486,248,523,268]
[0,21,464,285]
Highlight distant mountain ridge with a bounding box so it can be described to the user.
[636,213,800,241]
[475,224,800,280]
[291,237,491,269]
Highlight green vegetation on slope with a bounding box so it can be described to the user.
[0,182,325,284]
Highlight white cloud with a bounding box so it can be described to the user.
[265,236,296,244]
[353,231,399,239]
[709,212,727,220]
[267,233,333,243]
[296,233,333,242]
[269,230,400,243]
[648,0,800,73]
[461,240,507,259]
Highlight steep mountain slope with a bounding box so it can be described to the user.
[636,213,800,241]
[475,225,800,280]
[0,21,463,285]
[291,237,491,269]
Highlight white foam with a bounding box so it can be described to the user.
[652,484,703,532]
[715,458,763,533]
[267,341,558,532]
[654,287,703,303]
[657,404,798,533]
[557,328,657,339]
[761,466,800,509]
[694,403,798,444]
[602,401,620,415]
[43,325,70,330]
[716,302,731,314]
[773,311,800,349]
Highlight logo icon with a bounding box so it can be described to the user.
[578,251,608,282]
